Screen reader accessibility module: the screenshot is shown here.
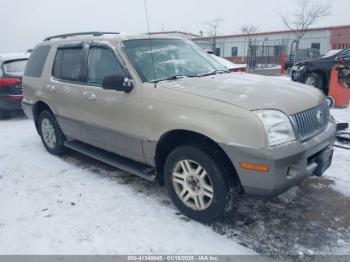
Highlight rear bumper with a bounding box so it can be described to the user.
[0,95,23,111]
[221,120,337,198]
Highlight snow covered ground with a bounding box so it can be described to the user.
[0,106,349,256]
[0,115,252,255]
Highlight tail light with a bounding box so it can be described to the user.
[0,78,21,88]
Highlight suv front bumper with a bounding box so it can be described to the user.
[221,120,336,198]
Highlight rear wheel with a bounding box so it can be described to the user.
[38,111,66,155]
[304,73,327,94]
[0,109,10,120]
[164,145,239,223]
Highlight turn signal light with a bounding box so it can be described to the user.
[240,162,269,172]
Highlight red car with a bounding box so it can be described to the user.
[0,53,29,119]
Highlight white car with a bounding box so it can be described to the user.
[208,53,246,72]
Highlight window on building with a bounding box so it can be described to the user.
[231,47,238,57]
[215,47,221,56]
[274,46,283,56]
[311,43,320,50]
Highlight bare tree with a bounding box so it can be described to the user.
[281,0,331,49]
[241,25,258,36]
[205,17,225,53]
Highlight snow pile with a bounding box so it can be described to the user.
[324,107,350,197]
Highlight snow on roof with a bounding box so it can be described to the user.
[0,52,29,61]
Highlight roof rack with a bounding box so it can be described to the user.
[44,31,120,41]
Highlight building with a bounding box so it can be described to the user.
[192,25,350,65]
[149,31,200,39]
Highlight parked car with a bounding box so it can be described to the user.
[0,53,29,119]
[23,32,336,223]
[285,48,321,70]
[209,53,246,72]
[291,48,350,94]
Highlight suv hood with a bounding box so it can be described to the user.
[160,73,324,115]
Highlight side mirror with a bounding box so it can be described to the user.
[102,75,133,93]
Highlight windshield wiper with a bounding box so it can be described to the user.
[149,75,195,83]
[197,69,230,77]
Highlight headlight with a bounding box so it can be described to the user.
[254,110,296,146]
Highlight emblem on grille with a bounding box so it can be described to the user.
[316,110,324,124]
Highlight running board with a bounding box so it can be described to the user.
[64,140,156,181]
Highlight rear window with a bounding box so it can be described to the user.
[52,47,84,82]
[3,59,27,76]
[24,45,51,77]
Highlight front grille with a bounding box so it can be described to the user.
[290,101,330,141]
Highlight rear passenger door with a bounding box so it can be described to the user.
[78,43,144,163]
[50,44,86,139]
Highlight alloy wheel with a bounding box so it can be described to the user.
[172,159,214,211]
[41,118,57,149]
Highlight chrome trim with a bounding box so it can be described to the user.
[291,101,330,141]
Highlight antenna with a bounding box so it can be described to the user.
[144,0,157,87]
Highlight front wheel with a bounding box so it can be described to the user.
[304,73,327,94]
[164,145,239,223]
[38,111,66,155]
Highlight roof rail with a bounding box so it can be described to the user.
[44,31,120,41]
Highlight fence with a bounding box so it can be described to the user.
[194,33,350,70]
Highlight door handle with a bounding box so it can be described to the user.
[83,92,97,101]
[46,84,56,92]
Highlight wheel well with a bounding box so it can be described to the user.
[33,101,53,133]
[305,70,329,93]
[155,130,241,187]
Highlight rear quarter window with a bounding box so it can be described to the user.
[24,45,51,77]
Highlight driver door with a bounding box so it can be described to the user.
[78,43,145,163]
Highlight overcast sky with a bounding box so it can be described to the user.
[0,0,348,53]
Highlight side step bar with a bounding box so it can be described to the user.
[64,140,156,181]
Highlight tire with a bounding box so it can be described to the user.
[38,111,66,155]
[164,145,239,223]
[304,72,327,94]
[0,109,10,120]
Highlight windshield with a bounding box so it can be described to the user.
[123,39,226,82]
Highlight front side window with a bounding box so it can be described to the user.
[3,59,27,76]
[53,47,84,82]
[87,46,123,86]
[123,39,225,82]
